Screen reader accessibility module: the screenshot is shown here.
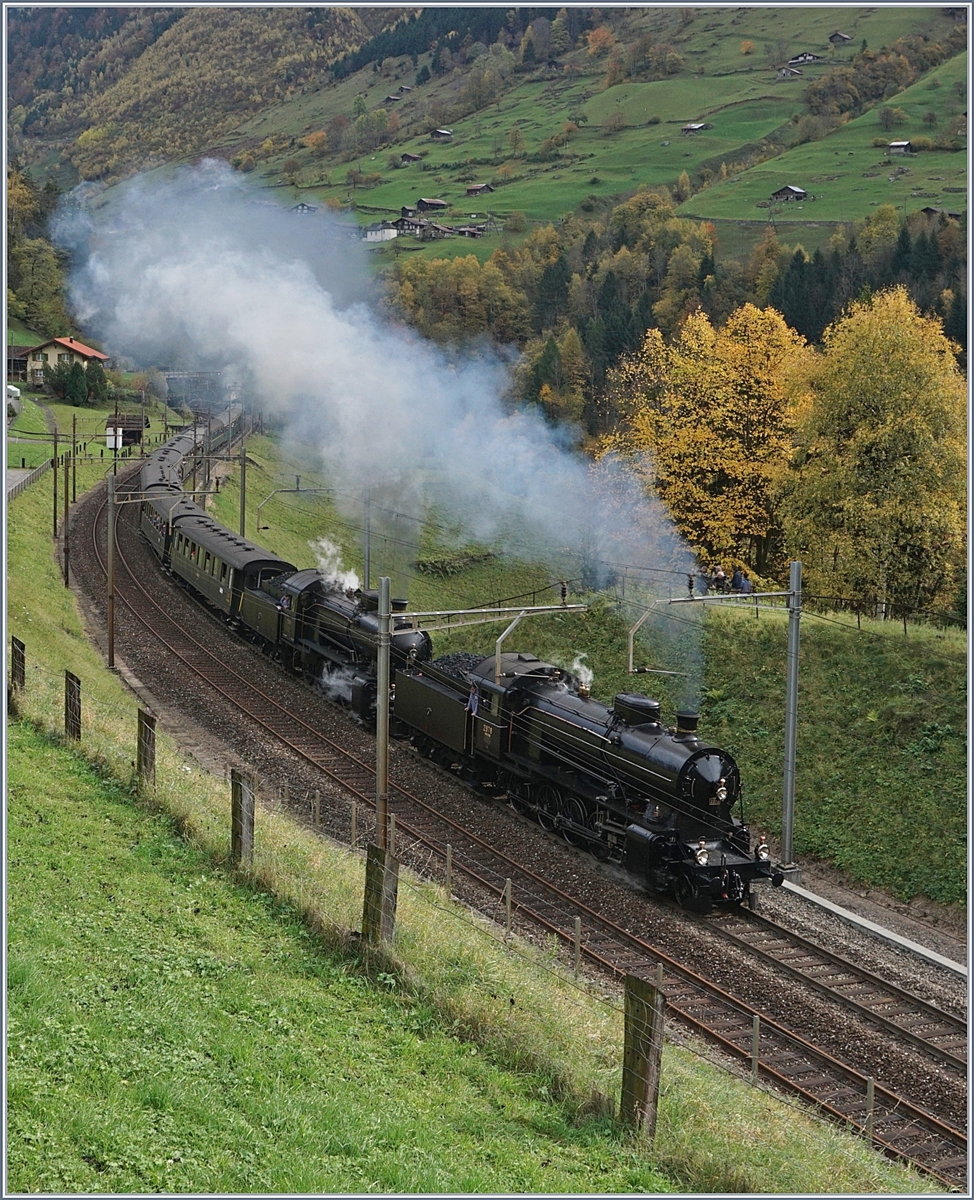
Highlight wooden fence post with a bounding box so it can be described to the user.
[362,842,399,944]
[231,769,255,867]
[137,709,156,788]
[620,974,665,1142]
[64,671,81,740]
[11,636,25,691]
[750,1014,761,1084]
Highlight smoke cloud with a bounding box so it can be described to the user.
[55,162,702,697]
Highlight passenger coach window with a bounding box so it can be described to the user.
[204,552,211,573]
[220,563,228,582]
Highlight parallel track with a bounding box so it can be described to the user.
[86,472,967,1188]
[709,908,967,1073]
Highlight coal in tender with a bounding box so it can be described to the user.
[432,652,486,680]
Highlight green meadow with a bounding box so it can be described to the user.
[680,52,967,224]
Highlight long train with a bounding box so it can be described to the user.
[139,412,782,910]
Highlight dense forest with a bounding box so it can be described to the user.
[7,7,399,176]
[388,192,967,414]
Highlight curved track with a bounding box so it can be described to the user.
[86,472,967,1188]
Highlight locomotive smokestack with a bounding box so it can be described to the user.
[675,711,700,737]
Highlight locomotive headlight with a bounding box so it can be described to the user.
[716,785,728,802]
[694,845,710,866]
[756,838,771,862]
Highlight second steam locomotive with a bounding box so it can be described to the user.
[139,413,782,910]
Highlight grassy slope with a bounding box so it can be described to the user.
[8,317,44,345]
[219,6,961,239]
[6,723,675,1195]
[212,432,967,907]
[680,52,967,225]
[5,459,933,1194]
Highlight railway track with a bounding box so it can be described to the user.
[86,474,968,1189]
[709,908,967,1073]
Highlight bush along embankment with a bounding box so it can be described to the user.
[6,433,938,1194]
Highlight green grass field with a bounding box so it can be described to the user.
[7,722,679,1194]
[212,5,963,240]
[680,52,967,224]
[8,318,44,345]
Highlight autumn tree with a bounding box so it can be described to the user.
[602,305,812,574]
[586,26,616,57]
[304,131,328,157]
[782,287,966,614]
[388,254,531,345]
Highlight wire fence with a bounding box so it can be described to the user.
[6,459,52,501]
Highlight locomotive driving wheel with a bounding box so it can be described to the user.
[559,795,590,848]
[534,784,560,832]
[675,874,712,915]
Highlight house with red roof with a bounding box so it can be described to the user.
[26,336,109,385]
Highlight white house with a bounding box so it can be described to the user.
[363,222,398,242]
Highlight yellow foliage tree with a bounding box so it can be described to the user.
[602,305,813,574]
[782,287,966,613]
[388,255,531,346]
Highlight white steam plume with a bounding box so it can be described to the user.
[309,537,361,593]
[571,654,594,689]
[55,161,704,703]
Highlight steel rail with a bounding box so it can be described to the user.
[708,908,967,1073]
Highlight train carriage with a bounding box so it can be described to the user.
[168,514,296,621]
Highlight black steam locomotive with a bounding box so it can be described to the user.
[138,417,781,909]
[396,654,782,909]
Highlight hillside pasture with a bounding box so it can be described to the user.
[180,6,964,247]
[680,51,967,223]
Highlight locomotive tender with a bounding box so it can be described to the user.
[139,418,781,909]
